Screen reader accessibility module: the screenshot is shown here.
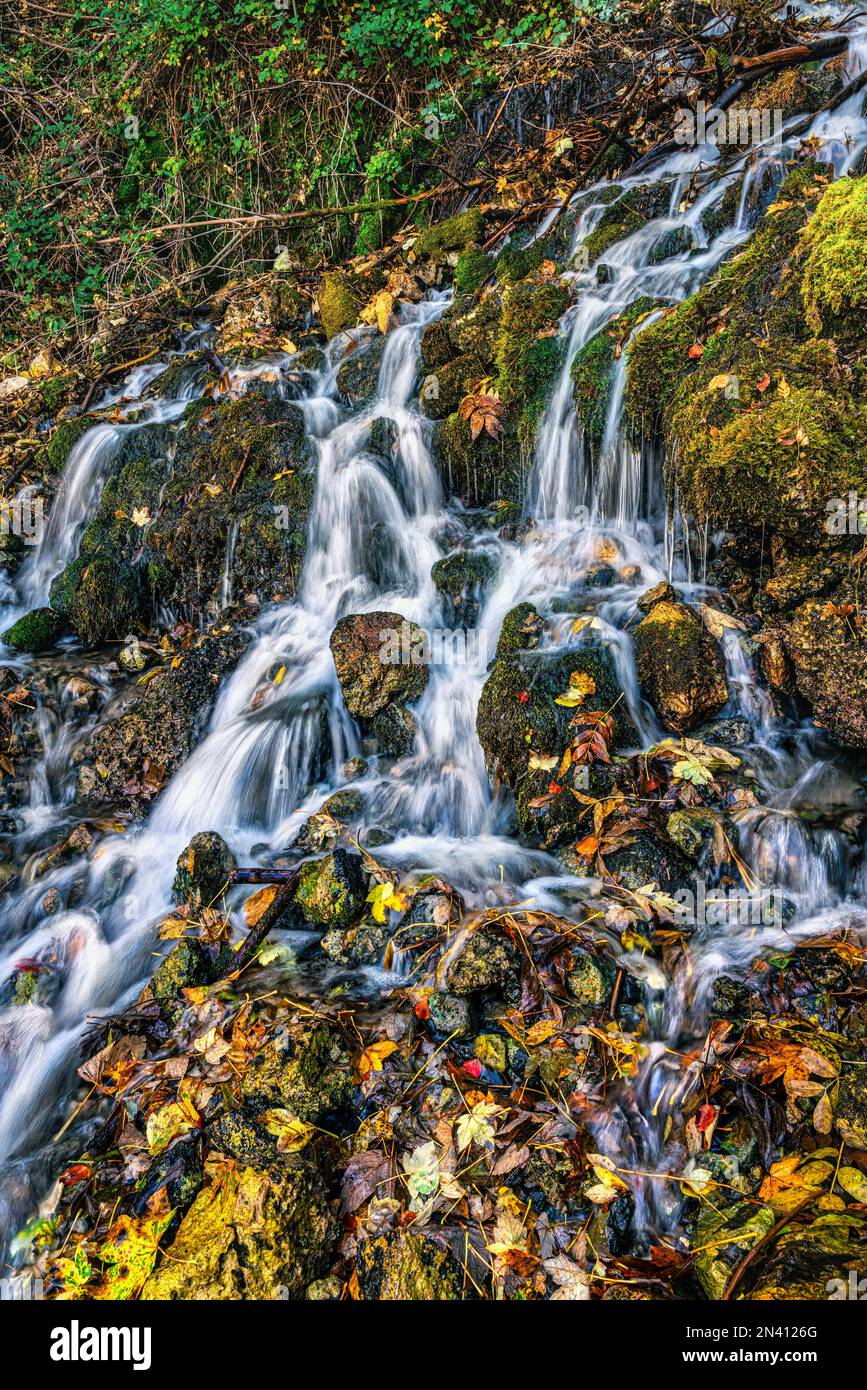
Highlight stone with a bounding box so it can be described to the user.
[330,611,429,720]
[172,831,236,909]
[355,1230,465,1299]
[445,927,520,997]
[294,848,367,928]
[634,599,728,731]
[141,1162,337,1300]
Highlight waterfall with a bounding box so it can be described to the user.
[2,6,867,1261]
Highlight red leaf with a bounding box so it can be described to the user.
[516,691,529,704]
[697,1104,717,1133]
[463,1058,483,1078]
[548,781,562,794]
[688,343,703,359]
[60,1163,93,1187]
[414,1000,430,1021]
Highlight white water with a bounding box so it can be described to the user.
[2,7,867,1256]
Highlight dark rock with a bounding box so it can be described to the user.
[172,831,236,909]
[294,848,367,928]
[370,702,416,756]
[634,600,728,731]
[355,1230,466,1299]
[446,926,520,997]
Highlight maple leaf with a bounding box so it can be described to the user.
[458,385,505,441]
[356,1039,398,1079]
[456,1098,502,1151]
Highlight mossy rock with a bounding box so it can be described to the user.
[38,416,93,476]
[84,626,251,813]
[141,1163,337,1300]
[148,938,217,1024]
[320,919,388,965]
[419,353,485,421]
[49,553,146,646]
[317,270,357,338]
[567,949,615,1022]
[420,319,455,372]
[799,174,867,335]
[2,606,66,653]
[693,1199,776,1300]
[781,599,867,748]
[445,925,520,997]
[747,1212,867,1301]
[433,410,523,507]
[634,599,728,731]
[240,1023,355,1126]
[834,1067,867,1148]
[477,627,630,787]
[294,848,367,928]
[330,610,429,719]
[336,338,384,404]
[431,549,496,618]
[495,601,544,658]
[356,1230,467,1299]
[370,701,416,756]
[412,210,484,261]
[571,296,657,453]
[171,831,236,909]
[455,246,494,294]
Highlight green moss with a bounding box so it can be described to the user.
[317,270,357,338]
[419,353,485,421]
[39,416,92,475]
[571,296,657,451]
[412,209,484,260]
[433,410,522,506]
[799,175,867,333]
[494,240,546,286]
[493,279,569,402]
[2,606,66,652]
[455,246,493,294]
[49,553,145,646]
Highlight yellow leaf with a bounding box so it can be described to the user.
[261,1109,316,1153]
[357,1040,397,1078]
[777,378,791,399]
[707,374,731,391]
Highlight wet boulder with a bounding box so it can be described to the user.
[427,991,473,1037]
[294,848,367,928]
[147,938,219,1025]
[293,789,364,853]
[370,702,416,756]
[355,1229,466,1300]
[445,926,520,998]
[172,831,236,909]
[780,599,867,747]
[477,605,632,788]
[141,1162,337,1300]
[49,554,146,647]
[83,625,250,813]
[2,607,66,653]
[320,920,388,965]
[411,210,484,263]
[240,1022,355,1127]
[431,548,496,626]
[335,338,384,405]
[330,611,429,719]
[634,599,728,731]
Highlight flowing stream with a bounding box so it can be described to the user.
[2,4,867,1258]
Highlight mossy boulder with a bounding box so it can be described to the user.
[38,416,93,476]
[779,600,867,748]
[477,607,631,788]
[419,353,485,421]
[320,919,388,965]
[412,210,484,261]
[433,410,522,506]
[240,1023,355,1126]
[799,174,867,335]
[148,938,218,1024]
[330,610,429,719]
[294,848,367,928]
[356,1229,466,1299]
[570,297,656,455]
[336,338,384,405]
[172,831,236,909]
[49,553,146,645]
[141,1163,337,1300]
[2,606,66,652]
[317,270,358,338]
[455,246,494,294]
[445,925,520,997]
[84,625,250,813]
[634,599,728,731]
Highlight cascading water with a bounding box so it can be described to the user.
[3,3,867,1263]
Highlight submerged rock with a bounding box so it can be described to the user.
[330,610,429,719]
[370,702,416,756]
[634,599,728,731]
